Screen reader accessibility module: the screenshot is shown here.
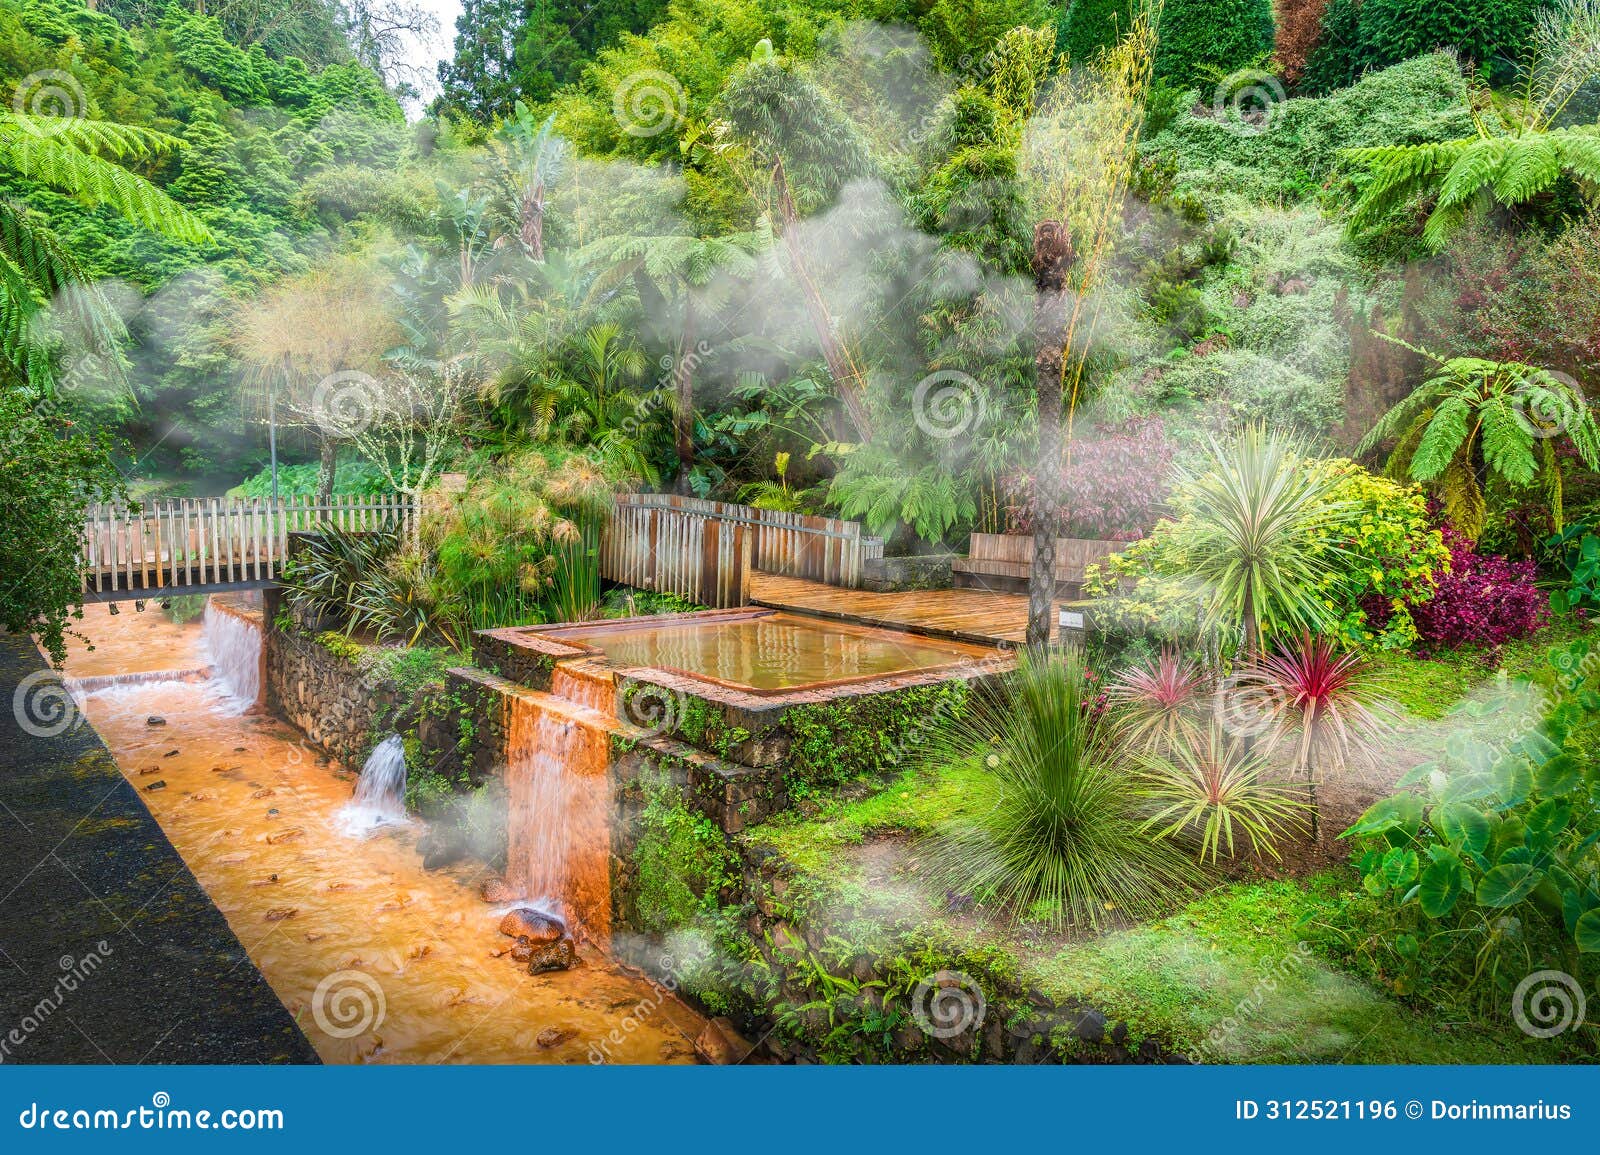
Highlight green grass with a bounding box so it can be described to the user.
[1029,876,1570,1063]
[746,760,1581,1063]
[1368,618,1590,719]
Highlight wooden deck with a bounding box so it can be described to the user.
[749,572,1065,648]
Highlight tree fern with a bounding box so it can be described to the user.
[0,109,210,384]
[1345,0,1600,249]
[1360,344,1600,538]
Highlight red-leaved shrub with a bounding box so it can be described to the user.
[1274,0,1332,86]
[1005,418,1174,541]
[1368,525,1547,651]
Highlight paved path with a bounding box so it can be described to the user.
[0,632,316,1064]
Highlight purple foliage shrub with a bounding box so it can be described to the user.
[1006,418,1174,541]
[1368,525,1547,650]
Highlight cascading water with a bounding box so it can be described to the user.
[334,733,409,836]
[504,671,614,941]
[202,600,263,709]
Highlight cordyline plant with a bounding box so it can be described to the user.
[1229,633,1395,840]
[1170,424,1355,658]
[1137,726,1311,864]
[1105,646,1210,753]
[922,648,1199,930]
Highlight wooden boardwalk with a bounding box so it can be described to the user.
[750,572,1064,648]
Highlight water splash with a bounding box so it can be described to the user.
[202,600,262,709]
[334,734,409,836]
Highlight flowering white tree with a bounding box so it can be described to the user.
[337,356,472,545]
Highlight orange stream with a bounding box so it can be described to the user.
[58,603,702,1064]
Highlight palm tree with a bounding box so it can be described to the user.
[1346,0,1600,250]
[579,230,759,488]
[1171,425,1353,658]
[1020,16,1156,648]
[0,106,209,386]
[1357,342,1600,540]
[555,322,658,482]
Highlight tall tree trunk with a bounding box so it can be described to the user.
[673,292,698,494]
[317,436,338,505]
[521,179,545,261]
[772,158,873,440]
[1026,220,1074,650]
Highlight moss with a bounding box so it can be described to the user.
[314,630,367,665]
[727,756,1578,1063]
[626,774,739,934]
[1368,619,1589,720]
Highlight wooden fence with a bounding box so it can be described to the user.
[599,498,752,608]
[82,494,414,598]
[601,494,882,601]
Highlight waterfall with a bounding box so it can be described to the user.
[504,687,612,940]
[202,600,262,709]
[334,734,409,836]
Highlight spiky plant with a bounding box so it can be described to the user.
[0,107,209,385]
[925,649,1200,931]
[1233,633,1395,839]
[1357,342,1600,540]
[1169,424,1354,657]
[1105,647,1210,754]
[1345,0,1600,250]
[1137,727,1311,863]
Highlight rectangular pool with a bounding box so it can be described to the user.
[538,610,996,693]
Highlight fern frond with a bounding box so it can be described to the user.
[1410,394,1472,481]
[1491,134,1562,205]
[1478,390,1537,485]
[0,113,183,161]
[0,128,210,243]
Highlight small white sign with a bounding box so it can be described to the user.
[1058,609,1084,630]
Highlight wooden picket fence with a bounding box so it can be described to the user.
[600,493,882,604]
[82,494,414,598]
[599,498,753,608]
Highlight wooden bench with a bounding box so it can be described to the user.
[952,533,1123,597]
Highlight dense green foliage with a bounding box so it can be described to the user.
[1152,0,1273,84]
[1346,637,1600,1023]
